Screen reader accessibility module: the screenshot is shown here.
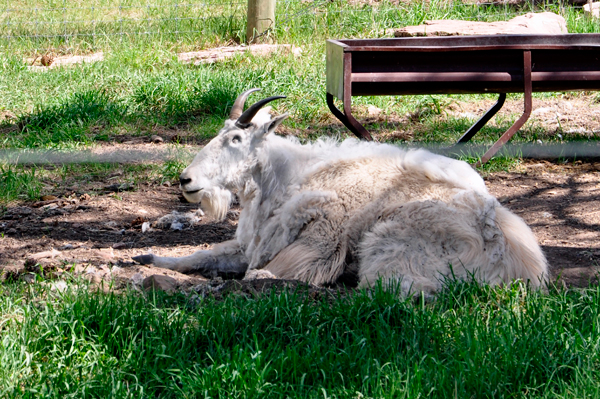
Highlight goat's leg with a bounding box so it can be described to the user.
[132,240,248,279]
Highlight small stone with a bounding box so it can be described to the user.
[50,281,68,292]
[171,221,184,231]
[367,106,382,117]
[88,274,102,284]
[131,272,144,286]
[141,222,151,233]
[20,273,36,283]
[8,206,33,216]
[112,242,128,249]
[74,264,87,274]
[104,183,132,192]
[79,193,91,201]
[29,248,61,261]
[40,53,54,66]
[150,135,164,144]
[143,275,178,292]
[584,2,600,18]
[93,248,115,262]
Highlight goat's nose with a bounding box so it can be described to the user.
[179,176,192,186]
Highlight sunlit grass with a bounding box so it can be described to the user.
[1,0,598,201]
[1,278,600,398]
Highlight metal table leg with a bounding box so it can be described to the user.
[456,93,506,144]
[476,51,532,166]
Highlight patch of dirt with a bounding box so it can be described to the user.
[352,94,600,143]
[445,94,600,138]
[487,160,600,287]
[1,158,600,290]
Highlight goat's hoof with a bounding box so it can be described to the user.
[132,254,154,265]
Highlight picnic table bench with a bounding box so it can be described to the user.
[326,34,600,164]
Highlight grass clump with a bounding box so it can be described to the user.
[0,165,42,203]
[2,279,600,398]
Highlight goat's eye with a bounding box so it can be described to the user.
[232,135,242,144]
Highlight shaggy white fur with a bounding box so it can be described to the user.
[133,96,548,296]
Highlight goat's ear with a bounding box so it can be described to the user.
[254,113,289,140]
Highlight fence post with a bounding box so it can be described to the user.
[246,0,275,43]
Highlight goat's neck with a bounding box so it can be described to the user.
[241,137,318,214]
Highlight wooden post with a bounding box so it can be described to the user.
[246,0,275,43]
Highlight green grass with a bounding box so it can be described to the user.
[2,278,600,398]
[1,1,598,202]
[0,164,42,202]
[2,2,600,396]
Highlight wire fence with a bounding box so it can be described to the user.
[1,0,591,55]
[1,1,248,54]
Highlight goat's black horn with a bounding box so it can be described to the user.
[229,88,261,120]
[235,96,286,128]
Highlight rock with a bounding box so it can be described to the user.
[6,206,33,216]
[584,2,600,18]
[367,106,382,117]
[141,222,151,233]
[131,272,144,286]
[33,199,60,208]
[143,275,178,292]
[112,242,128,249]
[393,12,567,37]
[150,135,164,144]
[50,280,68,292]
[20,273,36,283]
[104,183,133,192]
[29,248,61,261]
[92,248,115,262]
[178,44,302,65]
[152,210,203,230]
[171,221,184,231]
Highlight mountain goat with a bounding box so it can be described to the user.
[133,89,548,295]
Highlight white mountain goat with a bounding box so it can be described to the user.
[133,89,548,295]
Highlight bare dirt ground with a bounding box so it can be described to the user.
[1,159,599,290]
[2,95,600,291]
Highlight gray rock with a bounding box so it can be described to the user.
[143,275,178,293]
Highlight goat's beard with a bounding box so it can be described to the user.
[199,187,232,221]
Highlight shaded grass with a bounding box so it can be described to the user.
[0,165,42,203]
[2,279,600,397]
[0,160,195,205]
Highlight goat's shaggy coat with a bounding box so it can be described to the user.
[134,91,548,295]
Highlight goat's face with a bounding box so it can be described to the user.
[179,89,288,220]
